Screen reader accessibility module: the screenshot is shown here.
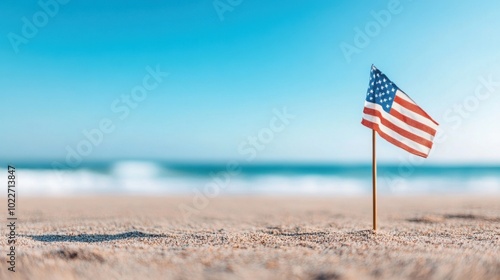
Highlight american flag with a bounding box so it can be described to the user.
[361,65,439,158]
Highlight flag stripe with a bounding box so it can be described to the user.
[363,102,435,141]
[361,113,431,153]
[391,101,439,131]
[394,94,439,126]
[362,108,433,149]
[389,108,437,136]
[361,119,429,158]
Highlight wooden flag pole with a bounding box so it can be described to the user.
[372,130,377,232]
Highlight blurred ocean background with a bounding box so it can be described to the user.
[4,161,499,196]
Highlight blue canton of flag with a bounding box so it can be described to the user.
[366,65,399,113]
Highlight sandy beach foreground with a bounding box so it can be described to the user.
[2,196,499,280]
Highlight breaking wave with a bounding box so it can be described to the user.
[2,161,499,196]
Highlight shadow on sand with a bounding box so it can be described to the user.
[27,230,167,243]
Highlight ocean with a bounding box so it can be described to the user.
[3,161,500,196]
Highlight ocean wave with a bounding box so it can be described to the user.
[1,161,499,196]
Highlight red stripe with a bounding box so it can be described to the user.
[363,107,433,149]
[361,119,429,158]
[394,95,439,126]
[389,109,437,136]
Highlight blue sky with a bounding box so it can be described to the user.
[1,0,499,164]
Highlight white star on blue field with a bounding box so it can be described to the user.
[366,66,398,112]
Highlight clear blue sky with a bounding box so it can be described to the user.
[1,0,499,163]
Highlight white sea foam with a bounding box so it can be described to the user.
[222,176,367,195]
[2,162,500,196]
[111,161,162,178]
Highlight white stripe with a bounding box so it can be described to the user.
[364,102,435,140]
[362,114,430,155]
[395,90,438,127]
[395,90,416,104]
[391,102,439,131]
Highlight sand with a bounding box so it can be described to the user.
[1,195,499,280]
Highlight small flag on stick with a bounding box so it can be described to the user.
[361,65,439,231]
[362,65,439,158]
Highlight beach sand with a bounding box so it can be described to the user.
[2,195,499,280]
